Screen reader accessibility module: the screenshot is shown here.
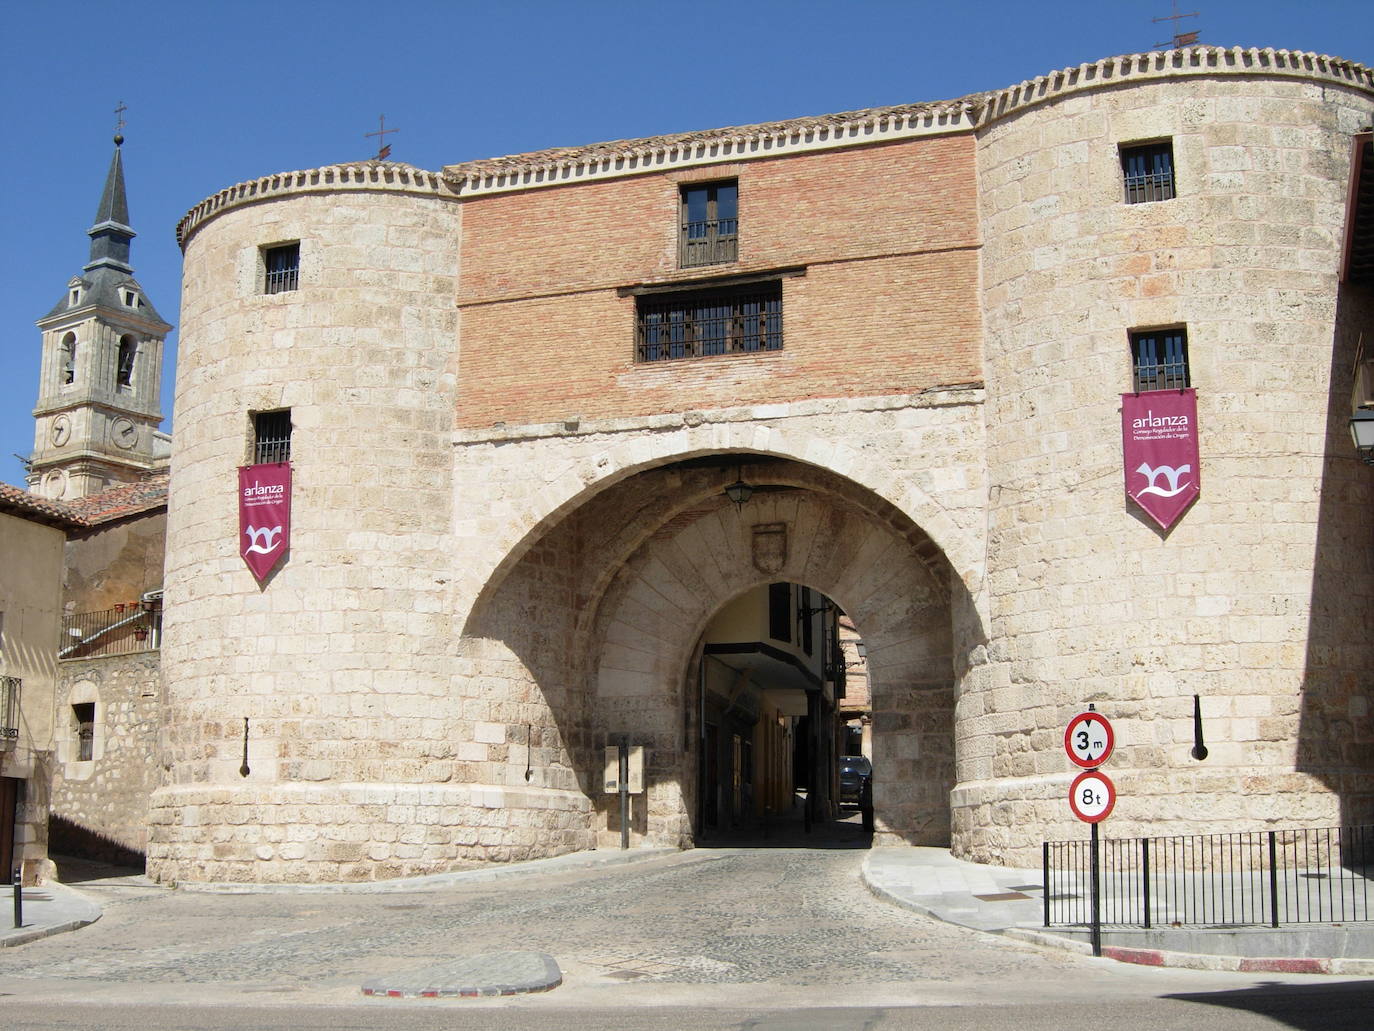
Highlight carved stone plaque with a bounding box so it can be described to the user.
[751,522,787,575]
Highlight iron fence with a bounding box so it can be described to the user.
[1044,825,1372,929]
[60,602,162,660]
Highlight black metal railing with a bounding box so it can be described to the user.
[1,675,19,747]
[60,602,162,660]
[1044,825,1373,929]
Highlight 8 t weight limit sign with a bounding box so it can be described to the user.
[1068,769,1116,823]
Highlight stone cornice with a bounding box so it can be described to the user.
[176,162,456,248]
[440,102,980,197]
[978,46,1374,128]
[452,383,985,446]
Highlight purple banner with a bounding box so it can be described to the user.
[238,463,291,582]
[1121,389,1200,530]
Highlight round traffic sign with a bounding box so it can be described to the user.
[1068,769,1116,823]
[1064,712,1114,768]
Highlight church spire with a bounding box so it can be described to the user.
[29,118,172,501]
[85,135,136,274]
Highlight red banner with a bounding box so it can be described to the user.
[1121,389,1200,530]
[238,463,291,582]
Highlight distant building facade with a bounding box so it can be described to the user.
[29,47,1374,885]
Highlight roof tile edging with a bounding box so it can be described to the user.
[440,101,980,196]
[174,46,1373,239]
[979,46,1374,127]
[176,163,456,247]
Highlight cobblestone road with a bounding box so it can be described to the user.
[3,842,1359,1026]
[1,845,1083,993]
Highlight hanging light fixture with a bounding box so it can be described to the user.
[723,477,754,509]
[1351,410,1374,465]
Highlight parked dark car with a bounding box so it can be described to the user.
[838,754,872,805]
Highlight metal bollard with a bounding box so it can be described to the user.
[12,862,22,929]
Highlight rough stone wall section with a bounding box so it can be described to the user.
[51,652,160,854]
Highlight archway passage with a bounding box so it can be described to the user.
[694,582,867,848]
[461,453,957,856]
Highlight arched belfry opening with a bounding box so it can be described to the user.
[460,452,958,854]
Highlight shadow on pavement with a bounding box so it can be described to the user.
[695,806,874,850]
[1162,980,1374,1031]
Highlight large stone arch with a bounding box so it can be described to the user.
[461,451,959,853]
[454,405,985,635]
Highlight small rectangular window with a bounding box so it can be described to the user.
[768,583,792,644]
[636,282,782,363]
[1121,141,1175,204]
[253,409,292,464]
[680,181,738,268]
[263,243,300,294]
[1131,328,1190,392]
[72,702,95,762]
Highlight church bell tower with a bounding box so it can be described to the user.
[29,130,171,500]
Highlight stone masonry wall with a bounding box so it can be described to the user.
[51,652,160,855]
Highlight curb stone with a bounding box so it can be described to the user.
[360,951,562,999]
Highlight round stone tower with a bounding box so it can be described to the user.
[149,163,505,883]
[958,49,1374,862]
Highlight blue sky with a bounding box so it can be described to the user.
[2,0,1369,487]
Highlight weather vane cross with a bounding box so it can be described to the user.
[114,100,127,143]
[365,114,398,161]
[1153,1,1200,49]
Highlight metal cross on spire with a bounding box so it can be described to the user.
[364,114,398,161]
[113,100,127,145]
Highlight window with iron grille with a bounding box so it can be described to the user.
[72,702,95,762]
[253,409,292,464]
[680,181,738,268]
[1,676,18,747]
[1121,141,1175,204]
[637,282,781,363]
[1131,328,1190,392]
[263,242,300,294]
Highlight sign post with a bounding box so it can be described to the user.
[1064,709,1115,957]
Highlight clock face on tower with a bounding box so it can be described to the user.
[111,417,139,449]
[51,414,71,447]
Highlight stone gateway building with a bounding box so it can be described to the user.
[48,47,1374,884]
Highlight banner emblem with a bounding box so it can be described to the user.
[238,462,291,582]
[1121,389,1200,530]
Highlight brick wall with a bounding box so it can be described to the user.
[457,135,982,428]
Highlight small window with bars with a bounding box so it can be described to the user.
[1120,141,1175,204]
[1131,328,1190,392]
[263,242,300,294]
[680,181,738,268]
[72,702,95,762]
[636,282,782,363]
[253,409,292,464]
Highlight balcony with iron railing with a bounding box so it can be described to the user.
[1,675,19,750]
[679,217,739,268]
[60,596,163,660]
